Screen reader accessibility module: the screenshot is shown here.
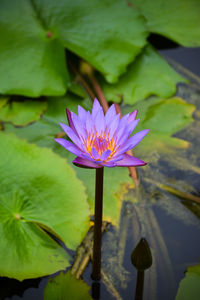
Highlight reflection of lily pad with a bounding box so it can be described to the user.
[176,263,200,300]
[0,100,47,126]
[44,271,92,300]
[0,132,90,280]
[102,45,186,104]
[133,0,200,46]
[122,97,195,156]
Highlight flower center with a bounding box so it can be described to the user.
[93,137,108,155]
[85,132,117,160]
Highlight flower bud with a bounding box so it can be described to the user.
[131,238,152,271]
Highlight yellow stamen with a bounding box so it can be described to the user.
[85,129,117,161]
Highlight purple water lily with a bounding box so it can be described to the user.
[55,99,149,168]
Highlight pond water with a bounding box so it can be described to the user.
[1,44,200,300]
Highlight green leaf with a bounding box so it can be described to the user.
[0,132,90,280]
[44,94,92,125]
[0,0,147,95]
[0,96,8,109]
[32,0,148,83]
[122,96,195,156]
[0,0,69,97]
[102,45,186,104]
[133,0,200,46]
[176,263,200,300]
[44,271,92,300]
[0,99,47,126]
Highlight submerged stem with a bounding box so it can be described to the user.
[91,167,104,281]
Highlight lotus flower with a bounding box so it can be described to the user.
[55,99,149,168]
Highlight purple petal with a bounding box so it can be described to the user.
[91,147,99,159]
[101,161,116,167]
[66,109,77,134]
[128,110,138,123]
[100,149,111,161]
[55,139,82,156]
[59,123,84,150]
[117,119,139,145]
[92,98,101,119]
[114,114,129,139]
[105,104,117,126]
[86,111,94,135]
[95,108,105,135]
[115,154,147,167]
[118,114,130,129]
[107,154,124,163]
[73,157,102,169]
[71,112,87,140]
[127,119,140,134]
[78,105,87,124]
[108,113,120,138]
[117,129,149,154]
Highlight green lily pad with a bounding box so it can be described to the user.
[44,271,92,300]
[0,99,47,126]
[133,0,200,46]
[0,0,147,96]
[0,132,90,280]
[102,45,186,104]
[44,94,92,124]
[36,0,148,83]
[122,96,195,157]
[0,96,8,109]
[176,263,200,300]
[0,0,69,97]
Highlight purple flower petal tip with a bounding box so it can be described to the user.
[55,98,149,168]
[129,110,138,122]
[115,154,147,167]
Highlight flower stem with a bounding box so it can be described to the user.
[89,74,109,113]
[69,62,96,100]
[135,270,144,300]
[92,167,104,281]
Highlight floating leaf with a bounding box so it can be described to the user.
[0,132,90,280]
[0,0,147,96]
[102,45,186,104]
[0,0,69,97]
[133,0,200,46]
[0,99,47,126]
[176,263,200,300]
[0,96,8,109]
[122,96,195,156]
[36,0,148,83]
[44,271,92,300]
[44,94,92,124]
